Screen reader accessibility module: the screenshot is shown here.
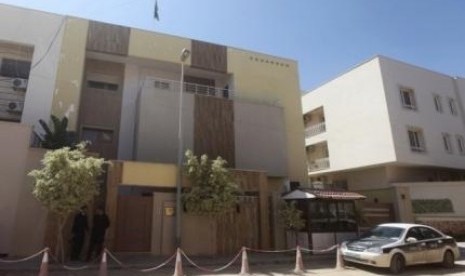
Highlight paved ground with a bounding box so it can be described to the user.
[1,244,464,275]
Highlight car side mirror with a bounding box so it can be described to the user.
[406,237,417,243]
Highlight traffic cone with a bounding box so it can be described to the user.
[239,247,250,275]
[293,245,305,274]
[173,248,184,276]
[98,249,108,276]
[38,248,49,276]
[335,244,345,270]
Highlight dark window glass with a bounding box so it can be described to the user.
[419,227,442,240]
[0,59,31,79]
[87,80,118,91]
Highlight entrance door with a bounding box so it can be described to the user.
[115,195,153,252]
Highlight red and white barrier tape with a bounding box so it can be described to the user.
[181,248,243,273]
[0,248,47,263]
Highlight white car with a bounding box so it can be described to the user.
[341,223,460,274]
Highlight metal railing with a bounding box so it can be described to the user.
[146,77,235,99]
[305,122,326,138]
[144,77,282,107]
[308,157,330,172]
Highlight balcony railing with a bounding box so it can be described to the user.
[308,157,330,172]
[305,122,326,138]
[148,77,235,99]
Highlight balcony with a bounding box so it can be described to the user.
[308,157,330,172]
[305,122,326,138]
[144,77,283,107]
[149,77,235,99]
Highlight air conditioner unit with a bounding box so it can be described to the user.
[7,101,24,112]
[11,78,28,90]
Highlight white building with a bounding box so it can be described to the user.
[302,56,465,234]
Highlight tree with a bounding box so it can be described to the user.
[37,115,76,149]
[279,200,306,246]
[28,143,106,260]
[182,150,240,215]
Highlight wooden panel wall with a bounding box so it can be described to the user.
[194,95,235,166]
[87,21,130,56]
[216,197,260,255]
[191,40,227,73]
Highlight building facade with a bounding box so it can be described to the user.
[0,4,307,256]
[302,56,465,234]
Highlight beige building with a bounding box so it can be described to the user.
[302,56,465,235]
[0,4,307,256]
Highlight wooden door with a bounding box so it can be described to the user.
[115,195,153,252]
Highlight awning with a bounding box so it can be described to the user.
[282,189,366,200]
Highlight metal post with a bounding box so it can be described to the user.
[176,48,190,247]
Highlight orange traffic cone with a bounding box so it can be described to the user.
[293,245,305,274]
[98,249,108,276]
[173,248,184,276]
[239,247,250,275]
[335,244,345,270]
[38,248,49,276]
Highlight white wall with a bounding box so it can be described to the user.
[380,57,465,169]
[0,122,31,255]
[302,57,396,172]
[398,182,465,217]
[0,4,65,129]
[119,64,182,160]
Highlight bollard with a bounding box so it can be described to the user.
[335,244,345,270]
[98,249,108,276]
[293,245,305,274]
[173,248,184,276]
[239,247,250,275]
[38,248,49,276]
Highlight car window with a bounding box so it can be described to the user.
[361,226,404,239]
[419,227,442,239]
[406,227,424,241]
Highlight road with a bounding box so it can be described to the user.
[2,259,465,275]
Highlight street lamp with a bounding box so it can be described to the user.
[176,48,190,247]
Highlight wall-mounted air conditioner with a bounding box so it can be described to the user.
[7,101,24,112]
[11,78,28,90]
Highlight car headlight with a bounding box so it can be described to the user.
[366,247,382,254]
[340,242,348,250]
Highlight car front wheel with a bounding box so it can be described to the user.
[389,253,405,274]
[442,250,455,269]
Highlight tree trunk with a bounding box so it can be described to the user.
[56,216,66,263]
[294,230,299,247]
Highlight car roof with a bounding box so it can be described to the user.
[378,223,426,228]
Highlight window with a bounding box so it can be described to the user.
[442,133,452,153]
[400,87,416,110]
[154,80,170,90]
[433,95,442,113]
[407,127,425,152]
[457,135,465,155]
[308,201,356,232]
[448,98,458,116]
[87,80,118,91]
[0,58,31,79]
[419,227,442,240]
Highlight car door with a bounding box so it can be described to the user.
[404,227,427,264]
[419,227,444,263]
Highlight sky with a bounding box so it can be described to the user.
[0,0,464,93]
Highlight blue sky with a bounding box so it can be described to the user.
[1,0,464,92]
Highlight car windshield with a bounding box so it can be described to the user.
[361,226,405,240]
